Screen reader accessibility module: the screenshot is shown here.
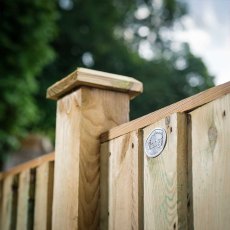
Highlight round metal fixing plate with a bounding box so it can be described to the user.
[144,128,167,158]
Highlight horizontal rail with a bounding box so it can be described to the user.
[101,81,230,142]
[1,152,55,179]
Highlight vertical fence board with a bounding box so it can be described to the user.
[100,142,110,230]
[189,94,230,230]
[100,130,143,230]
[34,161,54,230]
[16,170,30,230]
[1,175,19,230]
[1,176,13,230]
[27,169,36,230]
[109,131,142,230]
[187,114,194,230]
[143,113,187,230]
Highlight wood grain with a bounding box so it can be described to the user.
[1,176,13,230]
[52,87,130,230]
[143,113,187,230]
[101,81,230,142]
[2,152,54,179]
[47,67,143,100]
[187,114,194,230]
[16,170,30,230]
[1,175,19,230]
[34,162,54,230]
[27,169,36,229]
[100,131,143,230]
[100,142,110,230]
[189,93,230,230]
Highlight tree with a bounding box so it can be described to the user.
[0,0,58,166]
[130,44,214,118]
[117,0,214,118]
[37,0,214,125]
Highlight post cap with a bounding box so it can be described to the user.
[47,68,143,100]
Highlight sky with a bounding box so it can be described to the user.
[180,0,230,84]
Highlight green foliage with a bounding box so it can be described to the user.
[130,44,214,118]
[118,0,214,117]
[37,0,214,125]
[0,0,58,163]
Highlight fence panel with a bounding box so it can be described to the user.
[189,93,230,230]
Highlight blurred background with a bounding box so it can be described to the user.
[0,0,228,170]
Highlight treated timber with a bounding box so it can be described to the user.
[100,131,143,230]
[16,170,30,230]
[49,68,142,230]
[101,81,230,142]
[143,113,187,230]
[189,93,230,230]
[2,153,54,178]
[34,162,54,230]
[1,175,19,230]
[187,114,193,230]
[27,169,36,229]
[47,68,143,100]
[52,87,131,230]
[1,176,14,230]
[100,143,109,230]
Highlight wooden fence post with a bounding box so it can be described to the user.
[47,68,142,230]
